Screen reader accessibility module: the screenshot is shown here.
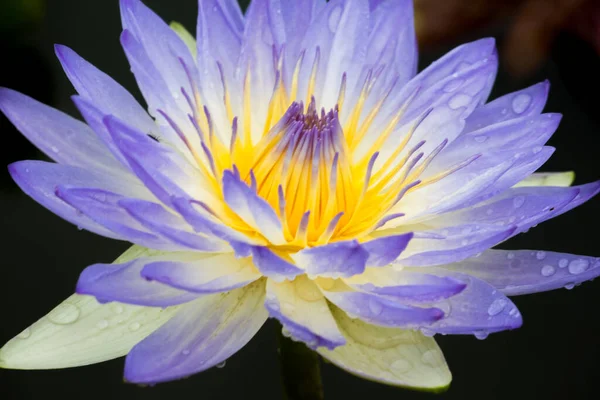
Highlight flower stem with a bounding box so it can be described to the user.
[276,325,325,400]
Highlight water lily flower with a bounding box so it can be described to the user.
[1,0,599,392]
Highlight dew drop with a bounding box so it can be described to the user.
[111,304,124,315]
[391,359,412,372]
[536,251,547,260]
[568,259,589,275]
[501,108,508,115]
[533,146,543,154]
[487,299,507,316]
[421,350,440,366]
[368,298,383,316]
[182,349,191,356]
[449,93,471,110]
[420,328,435,337]
[48,303,80,325]
[564,283,576,290]
[512,94,532,114]
[513,196,525,208]
[216,361,226,369]
[96,319,109,330]
[282,328,292,338]
[17,328,31,339]
[507,252,515,260]
[558,259,569,268]
[541,265,556,277]
[474,135,488,143]
[328,6,343,32]
[474,331,489,340]
[51,146,59,153]
[129,322,141,332]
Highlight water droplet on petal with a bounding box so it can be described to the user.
[507,252,515,260]
[501,108,508,115]
[96,319,109,330]
[449,93,471,109]
[420,328,435,337]
[559,259,569,268]
[565,283,576,290]
[474,135,488,143]
[182,349,191,356]
[111,304,124,315]
[540,265,555,277]
[513,196,525,208]
[487,299,507,316]
[568,259,589,275]
[391,359,412,372]
[421,350,441,366]
[536,251,546,260]
[533,146,543,154]
[474,331,489,340]
[48,303,80,325]
[51,146,59,153]
[129,322,141,332]
[17,328,31,339]
[512,94,532,114]
[216,361,226,368]
[368,298,383,316]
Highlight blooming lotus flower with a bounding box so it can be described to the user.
[1,0,599,391]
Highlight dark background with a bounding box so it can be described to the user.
[1,0,599,399]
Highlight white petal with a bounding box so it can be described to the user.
[514,172,575,188]
[318,305,452,391]
[0,246,181,369]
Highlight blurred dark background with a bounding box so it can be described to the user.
[1,0,600,399]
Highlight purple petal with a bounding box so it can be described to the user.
[250,246,304,282]
[55,186,188,250]
[264,277,346,350]
[397,224,516,267]
[430,185,581,236]
[141,252,261,293]
[222,170,287,245]
[293,240,370,279]
[320,283,444,328]
[54,45,155,136]
[437,113,561,168]
[104,115,209,207]
[442,250,600,296]
[409,269,523,336]
[171,196,261,247]
[196,0,243,91]
[76,257,198,307]
[124,281,267,384]
[362,233,413,267]
[120,0,196,107]
[0,88,119,172]
[8,161,145,239]
[119,198,228,252]
[345,269,466,303]
[464,81,550,132]
[318,0,371,108]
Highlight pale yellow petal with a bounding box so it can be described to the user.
[514,172,575,188]
[0,246,181,370]
[318,305,452,392]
